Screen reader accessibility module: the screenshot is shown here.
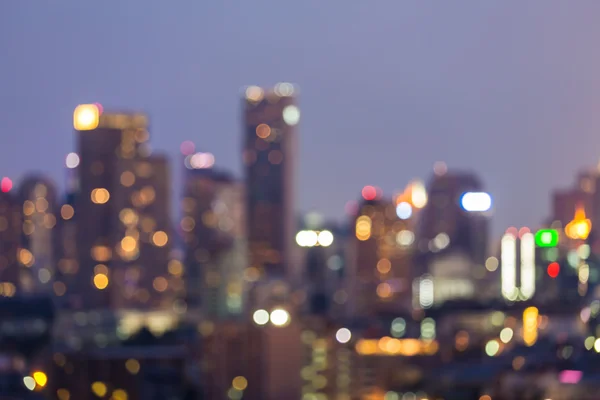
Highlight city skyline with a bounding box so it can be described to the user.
[5,1,600,237]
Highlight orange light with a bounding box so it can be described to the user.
[565,203,592,240]
[73,104,100,130]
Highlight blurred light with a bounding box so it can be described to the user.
[377,282,392,298]
[396,202,413,219]
[433,161,447,176]
[180,141,195,155]
[91,188,110,204]
[501,234,517,300]
[245,86,264,102]
[336,328,352,344]
[296,230,318,247]
[125,359,140,375]
[580,263,590,284]
[420,318,436,340]
[485,340,500,357]
[91,382,107,397]
[479,396,492,400]
[460,192,492,212]
[523,307,539,346]
[232,376,248,391]
[565,203,592,240]
[282,105,300,126]
[190,152,215,169]
[500,327,514,343]
[73,104,100,130]
[318,230,334,247]
[93,273,109,290]
[65,153,80,169]
[485,256,499,271]
[112,389,128,400]
[32,371,47,387]
[253,309,269,325]
[256,123,271,139]
[377,258,392,274]
[61,205,75,220]
[391,318,406,337]
[584,336,595,350]
[361,186,377,201]
[23,376,35,391]
[355,215,372,241]
[274,82,294,97]
[410,180,428,208]
[152,231,169,247]
[56,389,70,400]
[547,262,560,278]
[419,277,434,308]
[0,178,12,193]
[578,244,591,260]
[559,370,583,384]
[535,229,559,247]
[594,338,600,353]
[270,308,290,327]
[433,233,450,250]
[396,230,415,246]
[520,232,535,300]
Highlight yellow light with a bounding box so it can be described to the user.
[152,231,168,247]
[121,236,137,252]
[410,180,428,209]
[523,307,539,346]
[32,371,47,387]
[355,215,372,241]
[56,388,71,400]
[74,104,100,130]
[355,338,438,356]
[168,260,184,276]
[19,248,34,267]
[91,188,110,204]
[125,359,140,375]
[565,203,592,240]
[91,381,107,397]
[112,389,128,400]
[376,282,392,298]
[93,273,109,290]
[60,204,75,220]
[232,376,248,391]
[23,200,35,216]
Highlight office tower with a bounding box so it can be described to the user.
[347,186,415,318]
[414,170,489,306]
[243,84,298,293]
[17,176,58,294]
[0,180,20,295]
[73,104,171,310]
[182,159,246,318]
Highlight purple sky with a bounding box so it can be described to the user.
[2,1,600,236]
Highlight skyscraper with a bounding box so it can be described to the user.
[17,176,59,294]
[0,180,20,296]
[414,170,489,306]
[182,160,246,318]
[243,84,298,301]
[73,104,171,310]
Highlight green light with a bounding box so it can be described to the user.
[535,229,558,247]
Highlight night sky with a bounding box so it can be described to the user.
[3,1,600,237]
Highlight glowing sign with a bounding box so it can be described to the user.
[535,229,558,247]
[73,104,100,130]
[559,370,582,384]
[460,192,492,212]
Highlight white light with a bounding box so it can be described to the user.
[410,181,428,209]
[65,152,80,169]
[282,105,300,126]
[335,328,352,344]
[501,234,517,300]
[594,338,600,353]
[190,152,215,169]
[245,86,264,102]
[500,327,514,343]
[252,309,269,325]
[520,233,535,300]
[23,376,35,391]
[419,277,434,308]
[433,233,450,250]
[460,192,492,212]
[296,230,318,247]
[396,230,415,246]
[317,230,334,247]
[275,82,294,97]
[270,308,290,327]
[396,202,413,219]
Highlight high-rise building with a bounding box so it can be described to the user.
[17,176,59,294]
[0,179,20,296]
[242,84,298,295]
[73,104,171,310]
[182,160,246,318]
[414,170,489,306]
[347,186,415,318]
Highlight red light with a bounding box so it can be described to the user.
[362,186,377,201]
[547,262,560,278]
[0,178,12,193]
[518,227,531,238]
